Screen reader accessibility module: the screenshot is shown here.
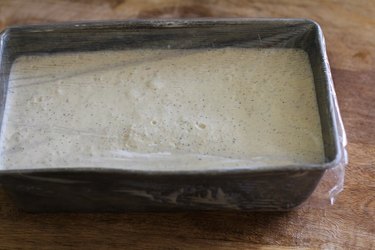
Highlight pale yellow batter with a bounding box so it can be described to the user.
[0,48,325,171]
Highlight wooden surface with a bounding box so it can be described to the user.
[0,0,374,249]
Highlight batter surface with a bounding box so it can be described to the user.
[0,48,324,170]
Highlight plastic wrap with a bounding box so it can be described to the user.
[0,19,347,212]
[306,85,347,207]
[307,30,348,206]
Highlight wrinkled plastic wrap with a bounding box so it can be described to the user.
[305,93,347,207]
[306,31,348,206]
[0,19,347,212]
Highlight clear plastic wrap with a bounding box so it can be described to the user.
[305,89,347,207]
[0,19,347,212]
[307,31,348,206]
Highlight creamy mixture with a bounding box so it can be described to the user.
[0,48,325,170]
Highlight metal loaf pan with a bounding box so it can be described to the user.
[0,19,345,212]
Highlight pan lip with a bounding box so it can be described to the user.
[1,18,317,31]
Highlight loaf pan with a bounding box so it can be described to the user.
[0,19,346,212]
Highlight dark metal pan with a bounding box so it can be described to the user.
[0,19,346,212]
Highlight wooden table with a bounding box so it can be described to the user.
[0,0,374,249]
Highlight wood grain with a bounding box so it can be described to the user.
[0,0,374,249]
